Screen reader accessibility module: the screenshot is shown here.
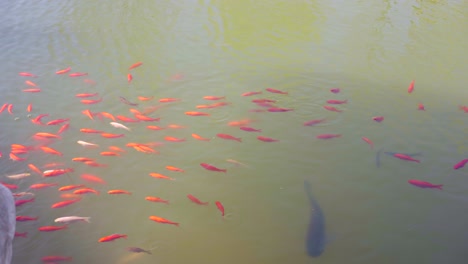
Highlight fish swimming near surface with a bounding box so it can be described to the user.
[303,180,326,257]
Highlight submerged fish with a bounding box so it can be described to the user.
[304,180,326,257]
[119,96,138,106]
[126,247,152,254]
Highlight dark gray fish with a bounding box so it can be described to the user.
[119,96,138,106]
[126,247,152,254]
[376,148,382,168]
[304,180,326,257]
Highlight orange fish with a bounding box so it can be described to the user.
[58,123,70,134]
[80,128,103,134]
[81,98,102,104]
[149,216,179,226]
[28,164,43,175]
[408,80,415,93]
[19,72,37,77]
[266,88,288,94]
[0,103,8,113]
[159,98,180,103]
[185,111,210,116]
[10,153,26,161]
[101,133,125,138]
[73,188,99,195]
[84,161,108,168]
[100,151,120,156]
[116,115,140,123]
[167,124,186,129]
[203,96,225,100]
[60,194,82,200]
[47,118,70,126]
[7,104,13,114]
[100,112,115,121]
[83,79,96,85]
[25,80,38,87]
[241,91,262,96]
[51,198,81,208]
[227,119,254,127]
[145,196,170,204]
[81,174,106,184]
[191,133,211,141]
[134,145,158,154]
[147,125,165,131]
[216,133,241,142]
[164,136,185,142]
[22,88,41,93]
[40,146,63,156]
[69,72,88,77]
[149,173,174,180]
[108,189,132,195]
[99,234,127,242]
[58,185,85,192]
[43,168,74,177]
[30,183,58,189]
[129,62,143,70]
[72,157,94,162]
[127,73,133,83]
[165,166,184,172]
[134,114,160,122]
[76,93,98,98]
[55,67,71,74]
[34,132,60,139]
[81,109,94,120]
[38,225,67,232]
[108,146,126,153]
[138,96,154,101]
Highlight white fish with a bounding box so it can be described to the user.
[226,159,248,167]
[6,173,31,180]
[110,122,131,131]
[12,192,35,197]
[54,216,91,224]
[77,140,99,148]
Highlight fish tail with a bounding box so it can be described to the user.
[222,169,227,173]
[436,185,443,190]
[84,217,91,223]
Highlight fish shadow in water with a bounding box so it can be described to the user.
[304,180,326,257]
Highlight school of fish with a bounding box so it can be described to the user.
[2,65,467,263]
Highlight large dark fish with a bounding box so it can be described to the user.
[119,96,138,106]
[304,180,326,257]
[126,247,151,254]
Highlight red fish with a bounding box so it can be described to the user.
[99,234,127,242]
[408,80,415,93]
[127,73,133,83]
[316,134,341,139]
[267,107,293,112]
[100,151,120,156]
[191,133,211,141]
[7,104,13,114]
[266,88,288,94]
[56,67,71,74]
[129,62,143,70]
[34,132,60,139]
[164,136,185,142]
[134,114,160,122]
[393,153,420,163]
[453,159,468,170]
[58,123,70,134]
[76,93,99,98]
[240,126,261,132]
[418,103,425,111]
[252,99,276,103]
[326,99,347,104]
[241,91,262,96]
[0,103,8,113]
[200,163,227,173]
[330,88,340,93]
[257,136,279,142]
[25,80,38,87]
[187,194,209,205]
[215,201,225,217]
[27,103,32,112]
[41,256,73,263]
[149,216,179,226]
[323,105,342,112]
[38,225,67,232]
[216,133,241,142]
[74,188,99,195]
[51,198,81,208]
[372,116,384,122]
[43,168,74,177]
[58,185,85,192]
[28,164,43,175]
[40,146,62,156]
[303,119,326,126]
[361,137,374,149]
[80,128,103,134]
[22,88,41,93]
[69,72,88,77]
[14,232,27,238]
[159,98,180,103]
[30,183,58,189]
[116,115,140,123]
[15,198,34,207]
[16,216,38,222]
[138,96,154,101]
[108,189,131,195]
[408,179,442,190]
